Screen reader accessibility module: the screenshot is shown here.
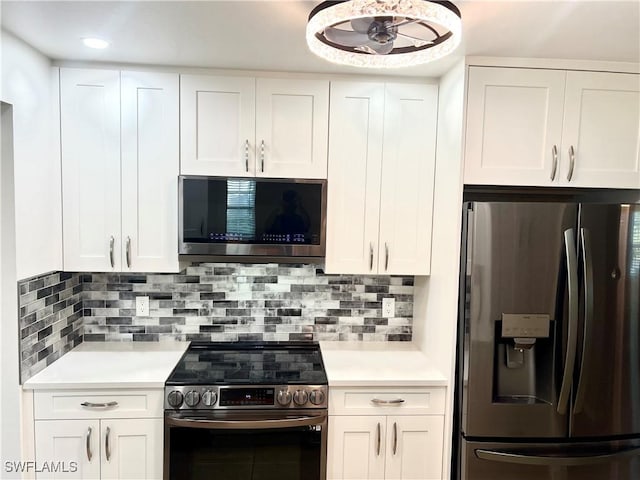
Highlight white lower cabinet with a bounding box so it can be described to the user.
[32,389,164,480]
[328,415,443,480]
[34,418,162,480]
[327,387,446,480]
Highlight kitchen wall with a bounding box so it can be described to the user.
[1,30,63,280]
[2,30,60,476]
[19,263,414,382]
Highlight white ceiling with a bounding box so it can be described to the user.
[1,0,639,78]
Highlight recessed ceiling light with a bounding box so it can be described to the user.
[82,37,110,49]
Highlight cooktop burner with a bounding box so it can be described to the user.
[166,342,328,386]
[165,342,328,411]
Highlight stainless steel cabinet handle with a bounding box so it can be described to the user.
[371,398,405,405]
[105,426,111,462]
[376,422,381,456]
[86,427,92,461]
[558,228,578,415]
[244,139,249,172]
[260,140,265,172]
[369,243,374,271]
[567,145,576,181]
[392,422,398,455]
[109,236,115,268]
[574,228,594,414]
[81,401,118,409]
[125,236,131,269]
[550,145,558,181]
[384,243,389,271]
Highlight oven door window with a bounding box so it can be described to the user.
[169,425,323,480]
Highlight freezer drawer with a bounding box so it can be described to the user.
[462,439,640,480]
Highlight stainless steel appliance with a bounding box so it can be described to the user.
[164,342,328,480]
[454,188,640,480]
[179,176,327,258]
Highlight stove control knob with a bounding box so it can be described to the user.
[277,389,292,406]
[202,390,217,407]
[309,389,325,406]
[293,389,309,406]
[184,390,201,407]
[167,390,184,408]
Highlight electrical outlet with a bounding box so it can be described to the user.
[382,297,395,317]
[136,296,150,316]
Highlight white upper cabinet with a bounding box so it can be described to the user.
[379,84,437,275]
[180,75,256,176]
[181,75,329,179]
[255,78,329,179]
[60,68,121,272]
[326,81,385,274]
[60,68,179,273]
[121,71,180,273]
[561,71,640,188]
[464,66,640,189]
[326,81,437,275]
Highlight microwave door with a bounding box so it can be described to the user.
[463,201,577,439]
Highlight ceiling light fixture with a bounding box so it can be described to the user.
[306,0,461,68]
[82,37,110,49]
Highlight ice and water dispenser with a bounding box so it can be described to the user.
[494,313,554,404]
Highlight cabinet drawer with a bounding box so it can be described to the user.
[34,389,164,420]
[329,387,445,416]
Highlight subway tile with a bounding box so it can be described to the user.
[19,265,414,380]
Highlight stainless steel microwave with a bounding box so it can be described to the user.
[179,176,327,257]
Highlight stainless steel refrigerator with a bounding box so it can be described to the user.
[454,188,640,480]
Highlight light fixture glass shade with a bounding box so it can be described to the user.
[306,0,462,68]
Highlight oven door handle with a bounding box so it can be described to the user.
[165,414,326,430]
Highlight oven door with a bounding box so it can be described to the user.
[164,410,327,480]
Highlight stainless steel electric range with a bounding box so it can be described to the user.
[163,342,328,480]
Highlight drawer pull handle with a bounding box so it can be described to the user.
[371,398,405,405]
[81,401,118,409]
[86,427,92,462]
[105,426,111,462]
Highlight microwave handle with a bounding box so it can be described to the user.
[165,414,325,430]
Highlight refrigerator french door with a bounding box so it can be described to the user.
[456,192,640,480]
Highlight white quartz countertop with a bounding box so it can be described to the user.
[319,341,448,387]
[22,342,189,390]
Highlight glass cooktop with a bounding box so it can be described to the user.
[165,342,328,386]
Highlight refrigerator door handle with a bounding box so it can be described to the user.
[558,228,579,415]
[574,228,594,414]
[475,447,640,466]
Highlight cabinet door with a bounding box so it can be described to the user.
[100,418,162,480]
[464,67,566,186]
[328,416,386,480]
[560,71,640,188]
[255,78,329,179]
[379,83,438,275]
[121,71,179,273]
[384,416,444,480]
[60,68,121,272]
[35,419,101,479]
[326,81,384,274]
[180,75,255,176]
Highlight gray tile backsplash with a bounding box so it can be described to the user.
[18,271,84,383]
[19,263,414,382]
